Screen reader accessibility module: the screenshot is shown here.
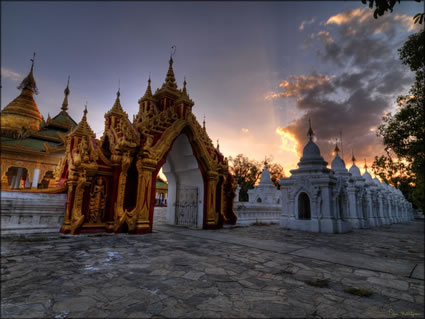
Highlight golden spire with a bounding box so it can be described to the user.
[162,47,177,90]
[364,159,368,171]
[307,118,314,140]
[70,103,95,137]
[182,77,188,96]
[142,76,153,100]
[106,86,126,116]
[61,76,70,112]
[18,52,38,94]
[203,114,206,130]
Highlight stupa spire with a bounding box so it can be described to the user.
[61,76,70,112]
[307,118,314,141]
[182,76,188,96]
[364,159,368,171]
[203,114,206,130]
[351,150,356,163]
[18,52,38,94]
[217,139,220,151]
[334,139,340,155]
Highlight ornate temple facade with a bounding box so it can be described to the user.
[55,57,237,234]
[1,56,77,190]
[279,122,414,233]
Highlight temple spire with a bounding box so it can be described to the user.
[364,159,368,171]
[61,76,70,112]
[351,150,356,164]
[142,75,153,99]
[18,52,38,94]
[162,46,177,90]
[217,138,220,151]
[182,76,188,96]
[307,118,314,140]
[203,114,206,130]
[334,139,340,155]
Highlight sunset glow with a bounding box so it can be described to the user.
[275,128,299,156]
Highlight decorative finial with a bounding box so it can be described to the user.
[182,76,188,95]
[203,114,206,130]
[351,150,356,163]
[118,79,120,96]
[170,45,176,60]
[217,138,220,150]
[334,139,340,155]
[307,117,314,140]
[30,52,36,72]
[62,76,71,112]
[17,52,39,94]
[264,156,268,167]
[364,159,368,171]
[84,102,88,116]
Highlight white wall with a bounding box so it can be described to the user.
[162,134,204,228]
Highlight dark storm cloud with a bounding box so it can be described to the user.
[274,8,417,164]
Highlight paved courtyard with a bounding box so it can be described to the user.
[1,208,424,318]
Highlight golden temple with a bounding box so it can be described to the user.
[1,54,77,190]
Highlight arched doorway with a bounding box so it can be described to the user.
[159,134,205,228]
[298,192,311,220]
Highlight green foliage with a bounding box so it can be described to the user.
[361,0,424,23]
[373,30,425,212]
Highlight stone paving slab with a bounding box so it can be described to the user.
[155,225,305,254]
[1,215,424,318]
[289,247,418,278]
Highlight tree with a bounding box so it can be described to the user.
[264,157,285,189]
[228,154,285,201]
[361,0,424,24]
[228,154,262,202]
[373,29,425,211]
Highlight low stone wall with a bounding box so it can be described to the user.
[234,202,281,226]
[1,191,67,235]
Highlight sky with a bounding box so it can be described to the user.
[1,1,422,176]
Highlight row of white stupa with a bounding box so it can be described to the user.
[244,123,415,233]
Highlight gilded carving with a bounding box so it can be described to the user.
[88,176,107,223]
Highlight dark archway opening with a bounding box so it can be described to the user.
[298,192,311,220]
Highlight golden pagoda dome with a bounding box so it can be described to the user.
[1,53,42,137]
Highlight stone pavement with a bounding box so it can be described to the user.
[1,208,424,318]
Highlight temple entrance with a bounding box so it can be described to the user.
[175,185,198,226]
[298,192,311,220]
[159,133,204,228]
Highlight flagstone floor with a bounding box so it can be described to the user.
[1,208,424,318]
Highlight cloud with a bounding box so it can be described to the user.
[1,67,23,82]
[299,18,315,30]
[276,127,299,156]
[241,128,249,133]
[272,7,416,165]
[267,73,332,99]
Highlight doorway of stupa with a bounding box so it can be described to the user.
[156,133,205,229]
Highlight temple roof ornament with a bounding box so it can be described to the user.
[106,88,127,117]
[307,118,314,140]
[161,56,178,90]
[17,52,38,94]
[61,76,70,112]
[203,114,206,130]
[70,104,96,138]
[140,76,153,101]
[348,150,361,177]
